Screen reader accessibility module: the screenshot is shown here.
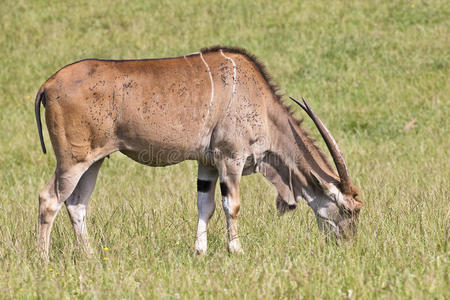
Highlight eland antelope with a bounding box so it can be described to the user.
[35,46,363,259]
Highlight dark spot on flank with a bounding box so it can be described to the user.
[87,64,98,76]
[197,180,211,193]
[220,182,229,196]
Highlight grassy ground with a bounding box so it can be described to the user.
[0,0,448,298]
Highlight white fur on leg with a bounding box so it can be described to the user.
[228,238,244,254]
[66,202,93,255]
[222,195,244,254]
[194,165,218,255]
[195,218,208,254]
[195,191,215,255]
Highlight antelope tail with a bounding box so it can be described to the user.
[35,87,47,154]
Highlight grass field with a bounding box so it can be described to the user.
[0,0,449,298]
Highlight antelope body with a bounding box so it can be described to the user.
[35,46,363,259]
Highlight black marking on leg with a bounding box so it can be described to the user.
[197,179,211,193]
[220,182,229,196]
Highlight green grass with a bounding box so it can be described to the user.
[0,0,449,298]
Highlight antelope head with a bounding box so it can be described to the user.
[290,97,363,240]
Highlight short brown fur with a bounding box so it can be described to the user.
[35,46,362,259]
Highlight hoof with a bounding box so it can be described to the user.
[228,239,244,254]
[83,245,94,257]
[194,240,207,255]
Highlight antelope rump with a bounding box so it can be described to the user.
[35,46,363,259]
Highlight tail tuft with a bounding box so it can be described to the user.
[35,88,47,154]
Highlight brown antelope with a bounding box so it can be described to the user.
[35,46,363,259]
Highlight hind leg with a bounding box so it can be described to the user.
[65,159,103,255]
[38,162,90,260]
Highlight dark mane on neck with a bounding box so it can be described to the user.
[201,45,334,174]
[201,45,284,112]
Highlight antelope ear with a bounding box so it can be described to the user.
[339,195,364,212]
[276,195,297,215]
[310,170,329,191]
[260,162,296,206]
[351,198,364,211]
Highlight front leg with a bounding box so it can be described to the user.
[217,159,245,254]
[195,164,218,255]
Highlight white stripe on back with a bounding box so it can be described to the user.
[220,49,237,111]
[199,52,214,124]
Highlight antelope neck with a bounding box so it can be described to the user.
[265,109,340,193]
